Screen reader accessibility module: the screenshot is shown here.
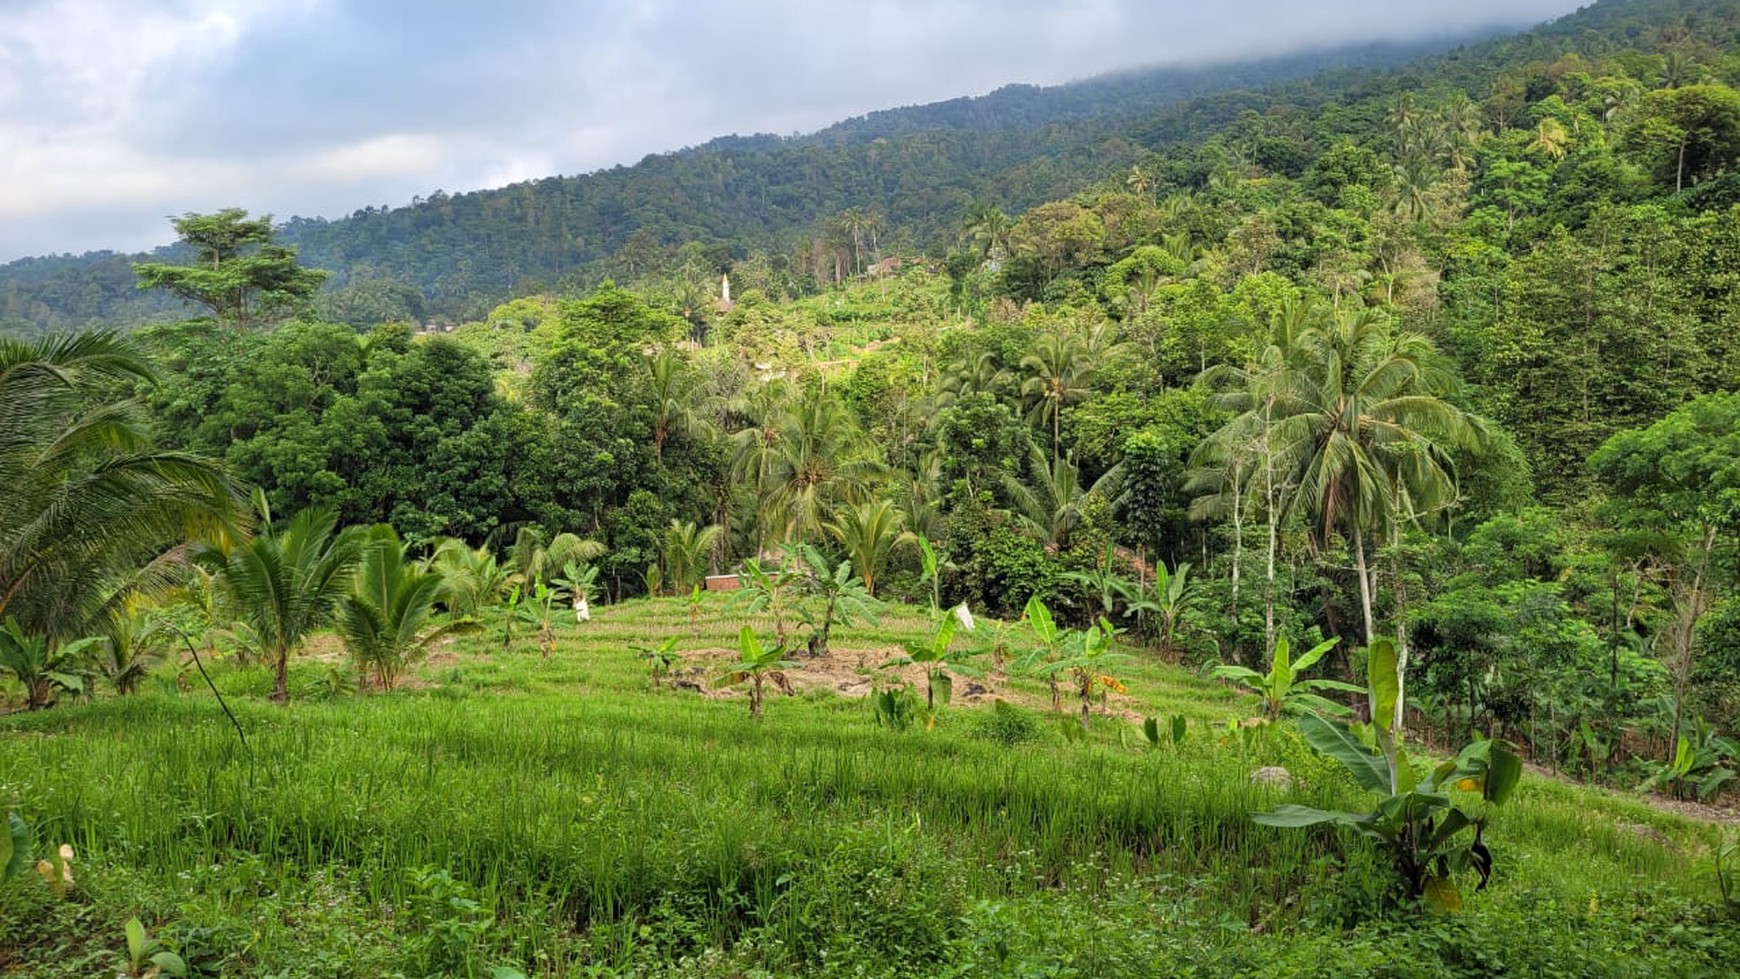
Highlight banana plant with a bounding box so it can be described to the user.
[881,604,981,711]
[1210,635,1358,721]
[505,579,563,658]
[967,615,1018,673]
[528,580,562,658]
[1253,637,1524,912]
[732,558,798,645]
[1122,560,1200,658]
[1018,596,1065,711]
[500,584,525,650]
[687,584,705,638]
[716,625,796,719]
[1058,546,1132,621]
[915,537,953,614]
[553,561,598,623]
[789,544,879,656]
[635,636,682,689]
[1638,722,1739,801]
[0,617,99,710]
[1034,617,1131,729]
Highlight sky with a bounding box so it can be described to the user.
[0,0,1588,262]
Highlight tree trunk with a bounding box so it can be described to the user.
[1666,525,1718,757]
[1230,458,1245,627]
[271,650,290,704]
[1353,526,1376,646]
[1262,420,1278,659]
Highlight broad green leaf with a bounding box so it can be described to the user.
[1297,713,1391,794]
[933,613,959,656]
[1289,636,1340,676]
[1393,742,1418,794]
[1272,636,1292,679]
[1377,791,1451,830]
[1422,875,1463,913]
[0,812,21,880]
[1142,717,1160,746]
[931,671,953,706]
[1671,735,1694,777]
[1426,806,1475,849]
[1210,665,1264,684]
[1171,714,1187,745]
[1484,742,1523,806]
[1428,759,1459,790]
[1252,804,1359,828]
[1697,767,1734,799]
[127,917,146,964]
[737,625,763,661]
[1025,596,1057,647]
[151,951,191,978]
[1298,678,1366,695]
[1367,637,1399,736]
[1286,693,1353,717]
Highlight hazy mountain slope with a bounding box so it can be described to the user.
[5,0,1733,333]
[0,37,1493,334]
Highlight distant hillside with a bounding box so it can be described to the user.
[0,36,1492,335]
[6,0,1732,334]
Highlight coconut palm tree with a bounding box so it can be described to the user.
[339,526,472,691]
[1001,446,1124,550]
[935,351,1010,409]
[427,538,512,617]
[507,527,605,590]
[726,378,791,556]
[1189,300,1316,657]
[97,601,173,696]
[1530,117,1572,160]
[202,507,364,703]
[1020,332,1095,467]
[826,500,913,598]
[762,384,883,543]
[662,520,723,594]
[960,201,1013,262]
[643,346,713,462]
[1201,309,1482,728]
[0,331,239,646]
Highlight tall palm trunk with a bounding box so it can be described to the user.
[1262,407,1278,659]
[272,651,290,704]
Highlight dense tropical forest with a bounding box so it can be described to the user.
[6,0,1740,975]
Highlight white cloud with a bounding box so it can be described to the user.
[294,133,446,182]
[0,1,324,227]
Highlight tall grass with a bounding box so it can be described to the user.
[0,597,1726,974]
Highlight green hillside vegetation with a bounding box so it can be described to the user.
[0,28,1556,335]
[7,0,1740,974]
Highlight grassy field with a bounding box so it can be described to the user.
[1,595,1735,977]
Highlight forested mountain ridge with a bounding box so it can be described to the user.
[0,24,1555,335]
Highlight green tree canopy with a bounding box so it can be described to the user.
[134,209,330,331]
